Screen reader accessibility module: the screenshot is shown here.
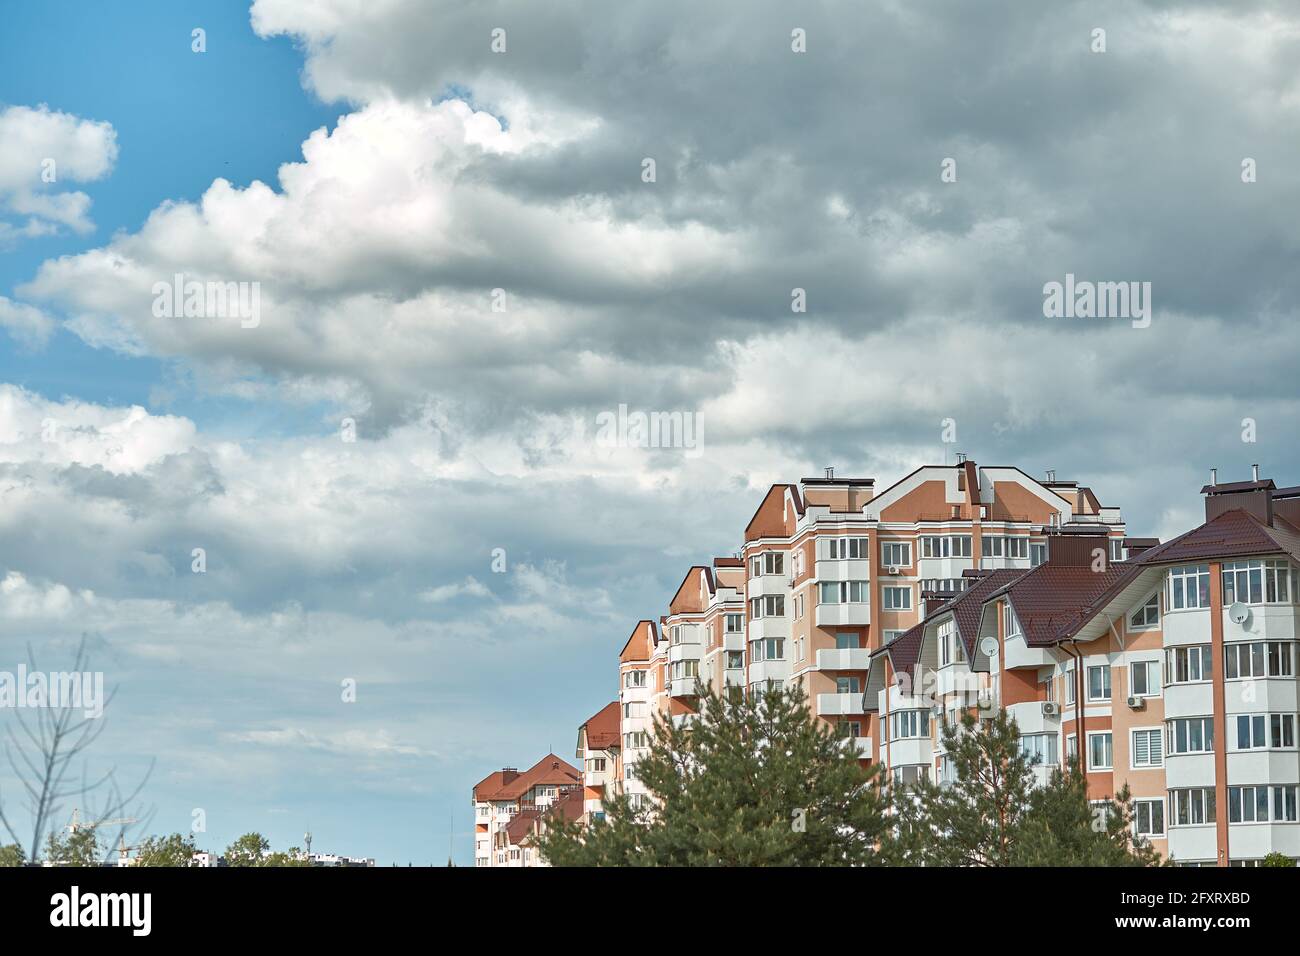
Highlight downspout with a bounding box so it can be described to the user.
[1061,639,1087,776]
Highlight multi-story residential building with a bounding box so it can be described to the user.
[575,702,620,822]
[471,754,581,867]
[618,620,657,808]
[490,788,585,867]
[866,467,1300,866]
[736,460,1126,752]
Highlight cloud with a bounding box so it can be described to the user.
[0,104,117,242]
[0,296,57,349]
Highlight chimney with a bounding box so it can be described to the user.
[825,466,834,480]
[1252,463,1260,482]
[1046,469,1056,483]
[955,452,966,464]
[1203,471,1275,526]
[1210,468,1217,486]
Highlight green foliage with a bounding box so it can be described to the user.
[223,832,310,866]
[0,843,26,867]
[135,832,199,867]
[537,682,887,866]
[1261,851,1296,867]
[886,710,1162,867]
[44,826,101,866]
[223,832,271,867]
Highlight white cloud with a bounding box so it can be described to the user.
[0,296,57,349]
[0,104,117,241]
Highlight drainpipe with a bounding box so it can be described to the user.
[1061,640,1087,775]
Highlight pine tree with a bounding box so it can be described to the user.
[886,710,1162,867]
[537,682,887,866]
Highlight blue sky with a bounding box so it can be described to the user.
[2,0,1298,866]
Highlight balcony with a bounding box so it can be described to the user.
[669,677,700,698]
[817,692,865,716]
[668,640,701,664]
[747,574,790,598]
[817,647,871,671]
[815,602,871,628]
[815,558,871,582]
[723,631,746,652]
[839,736,873,758]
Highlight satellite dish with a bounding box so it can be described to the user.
[979,636,999,658]
[1228,602,1250,625]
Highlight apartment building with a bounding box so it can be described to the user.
[866,468,1300,866]
[489,788,585,867]
[471,753,581,867]
[605,459,1126,805]
[575,702,620,822]
[739,460,1126,753]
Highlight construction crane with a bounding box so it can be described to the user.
[67,807,138,833]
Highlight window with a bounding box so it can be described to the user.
[835,633,857,650]
[1030,543,1047,567]
[1222,560,1293,605]
[1066,734,1078,763]
[920,535,972,558]
[920,578,968,594]
[882,542,911,567]
[624,669,646,688]
[1129,594,1159,629]
[1170,788,1216,826]
[883,630,906,644]
[818,580,870,604]
[1005,603,1022,637]
[836,676,861,695]
[726,650,744,669]
[1225,640,1294,679]
[670,659,698,680]
[1167,645,1212,684]
[749,595,785,618]
[1088,732,1113,770]
[1235,714,1295,749]
[1167,717,1214,755]
[891,765,930,786]
[938,622,957,666]
[1132,729,1163,768]
[1134,799,1165,837]
[623,731,648,749]
[622,701,645,718]
[749,637,784,662]
[822,537,869,560]
[1130,660,1159,698]
[585,758,606,773]
[836,720,862,738]
[749,551,785,576]
[1166,565,1210,610]
[883,586,912,611]
[981,536,1028,558]
[1019,733,1058,766]
[725,613,743,633]
[1229,785,1299,823]
[889,709,930,740]
[1087,665,1111,702]
[1064,666,1076,705]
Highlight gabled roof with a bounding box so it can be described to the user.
[619,620,657,663]
[872,621,926,679]
[931,569,1028,657]
[1135,509,1300,567]
[989,563,1144,647]
[474,753,581,802]
[507,788,585,847]
[579,701,621,752]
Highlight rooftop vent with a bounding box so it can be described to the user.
[1046,469,1056,483]
[955,452,966,464]
[825,466,834,480]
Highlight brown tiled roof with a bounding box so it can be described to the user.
[712,556,743,568]
[580,701,621,752]
[989,563,1143,647]
[474,753,581,802]
[1135,509,1300,567]
[940,569,1028,657]
[874,621,926,678]
[507,788,585,846]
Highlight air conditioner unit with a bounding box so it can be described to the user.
[888,566,902,575]
[1041,701,1059,716]
[1126,695,1144,709]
